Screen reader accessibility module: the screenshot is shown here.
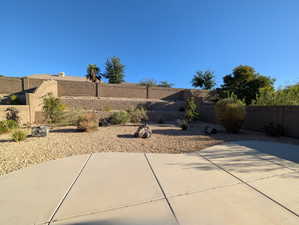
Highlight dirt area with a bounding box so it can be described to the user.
[1,122,299,176]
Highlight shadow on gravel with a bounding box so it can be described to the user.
[117,134,135,139]
[58,218,172,225]
[50,128,79,133]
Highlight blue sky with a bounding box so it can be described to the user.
[1,0,298,88]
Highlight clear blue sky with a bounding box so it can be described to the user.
[1,0,298,88]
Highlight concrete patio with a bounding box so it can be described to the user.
[1,141,298,225]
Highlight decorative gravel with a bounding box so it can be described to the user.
[1,123,298,176]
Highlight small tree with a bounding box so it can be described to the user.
[86,64,101,83]
[158,81,173,88]
[185,97,199,122]
[6,107,20,124]
[139,79,157,87]
[103,57,125,84]
[42,93,65,124]
[192,71,216,90]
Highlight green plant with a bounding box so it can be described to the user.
[219,65,275,105]
[192,71,216,90]
[215,96,246,133]
[158,81,173,88]
[42,93,65,124]
[86,64,102,83]
[127,107,148,123]
[6,107,20,123]
[77,112,98,132]
[110,111,130,124]
[0,120,19,134]
[103,57,125,84]
[11,129,27,142]
[139,79,157,87]
[184,97,199,122]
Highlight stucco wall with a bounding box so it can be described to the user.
[0,105,30,124]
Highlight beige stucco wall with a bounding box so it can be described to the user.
[26,80,58,123]
[0,105,30,124]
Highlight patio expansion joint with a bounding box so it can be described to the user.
[46,153,94,225]
[197,152,299,218]
[49,197,166,224]
[144,153,181,225]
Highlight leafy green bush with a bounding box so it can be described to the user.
[77,112,98,132]
[11,129,27,142]
[42,93,65,124]
[110,111,130,125]
[6,107,20,123]
[252,85,299,106]
[127,107,148,123]
[185,97,199,122]
[0,120,19,134]
[215,97,246,133]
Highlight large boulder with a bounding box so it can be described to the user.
[32,126,49,137]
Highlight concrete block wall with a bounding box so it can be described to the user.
[0,77,23,94]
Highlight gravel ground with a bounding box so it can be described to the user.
[1,122,299,176]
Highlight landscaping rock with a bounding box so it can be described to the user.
[134,123,152,138]
[204,126,217,135]
[32,126,49,137]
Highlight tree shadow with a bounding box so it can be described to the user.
[117,134,136,139]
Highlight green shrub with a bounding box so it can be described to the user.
[127,107,148,123]
[77,112,98,132]
[215,97,246,133]
[42,93,65,124]
[56,110,84,126]
[11,129,27,142]
[6,107,20,123]
[0,120,19,134]
[110,111,130,125]
[185,97,199,122]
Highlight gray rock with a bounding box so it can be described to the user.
[134,124,152,138]
[32,126,49,137]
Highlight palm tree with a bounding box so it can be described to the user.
[192,71,215,90]
[86,64,101,83]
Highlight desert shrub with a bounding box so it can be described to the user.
[6,107,20,123]
[215,97,246,133]
[77,112,98,132]
[127,107,148,123]
[185,97,199,122]
[110,111,130,125]
[0,120,19,134]
[264,122,284,137]
[178,119,189,130]
[11,129,27,142]
[42,93,65,124]
[56,110,84,126]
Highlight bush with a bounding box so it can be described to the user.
[11,129,27,142]
[42,93,65,124]
[77,113,98,132]
[127,107,148,123]
[185,97,199,122]
[215,97,246,133]
[110,111,130,125]
[6,107,20,123]
[0,120,19,134]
